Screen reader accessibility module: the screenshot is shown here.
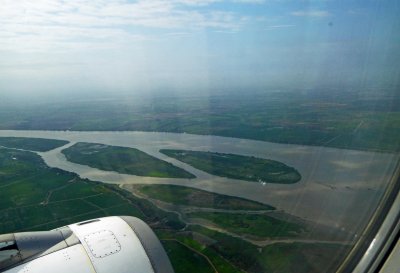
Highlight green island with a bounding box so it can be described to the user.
[0,138,350,273]
[187,211,303,238]
[160,150,301,184]
[62,142,195,179]
[0,137,68,152]
[135,184,275,210]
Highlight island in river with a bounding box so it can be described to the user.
[160,149,301,184]
[0,136,350,273]
[62,142,195,179]
[0,131,397,272]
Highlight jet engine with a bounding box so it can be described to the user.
[0,216,174,273]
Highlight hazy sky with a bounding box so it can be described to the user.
[0,0,399,96]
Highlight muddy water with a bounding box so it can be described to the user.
[0,130,398,234]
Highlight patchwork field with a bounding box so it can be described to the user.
[1,90,398,152]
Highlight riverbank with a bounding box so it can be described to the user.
[0,130,397,234]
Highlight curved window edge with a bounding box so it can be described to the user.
[337,159,400,273]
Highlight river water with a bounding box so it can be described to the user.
[0,130,398,233]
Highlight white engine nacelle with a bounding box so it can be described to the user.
[0,216,174,273]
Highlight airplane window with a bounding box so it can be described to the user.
[0,1,399,273]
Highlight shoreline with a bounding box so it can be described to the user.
[0,130,397,234]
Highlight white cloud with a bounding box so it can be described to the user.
[0,0,248,52]
[233,0,265,3]
[162,32,192,37]
[266,24,295,28]
[291,10,331,17]
[174,0,221,6]
[347,9,367,15]
[213,30,238,34]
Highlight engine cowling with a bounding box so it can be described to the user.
[0,216,174,273]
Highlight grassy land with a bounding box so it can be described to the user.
[187,225,348,273]
[187,212,303,238]
[158,230,244,273]
[160,150,301,184]
[163,240,215,273]
[0,137,68,152]
[135,184,275,210]
[62,142,195,179]
[0,146,249,273]
[258,242,347,273]
[0,147,187,233]
[0,90,398,152]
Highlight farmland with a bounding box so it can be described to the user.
[0,90,398,152]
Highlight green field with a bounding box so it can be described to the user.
[163,240,215,273]
[135,184,275,210]
[0,146,248,273]
[62,142,195,178]
[187,225,347,273]
[158,230,244,273]
[0,147,186,233]
[160,150,301,184]
[1,90,398,152]
[187,211,303,238]
[0,137,68,152]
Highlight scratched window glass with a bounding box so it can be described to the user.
[0,1,399,273]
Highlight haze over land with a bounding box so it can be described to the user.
[0,90,398,153]
[0,1,399,151]
[0,0,399,97]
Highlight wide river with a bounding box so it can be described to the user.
[0,130,398,233]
